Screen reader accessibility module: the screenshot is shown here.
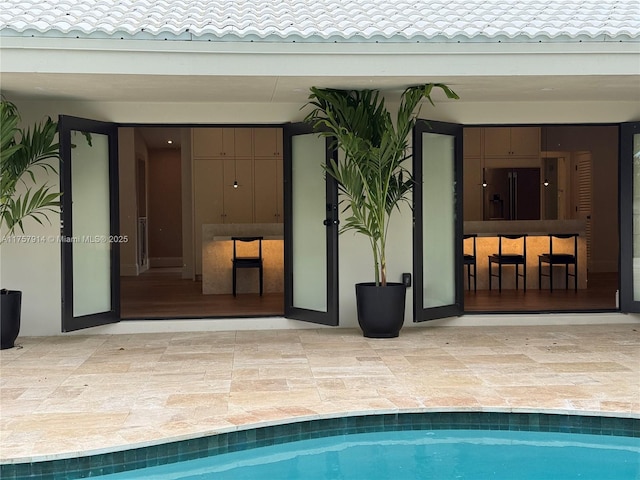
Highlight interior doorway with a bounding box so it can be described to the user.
[462,124,619,313]
[118,126,285,319]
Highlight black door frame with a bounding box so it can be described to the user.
[413,119,465,322]
[283,122,340,325]
[462,122,625,314]
[59,120,340,327]
[620,122,640,313]
[59,115,121,332]
[57,118,634,329]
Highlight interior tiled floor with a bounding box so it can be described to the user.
[1,324,638,463]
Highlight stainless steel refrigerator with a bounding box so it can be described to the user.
[483,167,540,220]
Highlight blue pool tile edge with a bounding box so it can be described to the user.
[2,411,639,480]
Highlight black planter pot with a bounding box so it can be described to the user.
[1,290,22,350]
[355,282,406,338]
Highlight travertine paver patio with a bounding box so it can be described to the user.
[0,324,638,463]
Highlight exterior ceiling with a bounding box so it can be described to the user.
[2,73,639,104]
[1,2,638,118]
[1,6,637,108]
[0,0,640,109]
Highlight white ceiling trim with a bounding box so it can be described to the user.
[1,37,638,108]
[2,37,639,78]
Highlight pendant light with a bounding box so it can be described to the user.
[482,167,487,188]
[233,130,239,188]
[543,127,550,187]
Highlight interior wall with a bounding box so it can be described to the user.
[147,148,183,266]
[118,128,138,276]
[119,128,151,275]
[544,126,619,273]
[134,130,150,272]
[9,99,637,125]
[181,128,194,279]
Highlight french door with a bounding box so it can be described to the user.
[59,116,120,332]
[620,122,640,312]
[283,123,339,325]
[413,120,464,321]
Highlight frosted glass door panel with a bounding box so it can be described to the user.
[422,132,455,308]
[71,131,111,317]
[291,134,327,311]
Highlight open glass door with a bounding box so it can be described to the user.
[59,116,120,331]
[283,123,339,325]
[413,120,464,321]
[620,122,640,312]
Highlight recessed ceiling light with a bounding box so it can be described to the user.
[167,140,173,144]
[540,87,554,91]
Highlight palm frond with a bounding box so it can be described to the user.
[304,84,458,284]
[1,96,61,238]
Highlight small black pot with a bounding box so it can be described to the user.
[355,282,407,338]
[1,289,22,349]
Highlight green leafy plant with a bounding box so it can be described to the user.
[0,97,61,238]
[304,84,458,286]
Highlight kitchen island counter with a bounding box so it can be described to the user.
[464,220,587,290]
[202,224,283,295]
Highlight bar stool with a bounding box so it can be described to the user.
[463,234,477,292]
[488,234,527,292]
[231,236,263,296]
[538,233,578,292]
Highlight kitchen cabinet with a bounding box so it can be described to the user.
[463,128,483,221]
[192,128,252,158]
[276,158,283,223]
[463,127,482,157]
[254,158,283,223]
[192,127,283,240]
[193,158,254,226]
[193,159,224,274]
[463,156,483,221]
[193,157,254,273]
[192,128,232,157]
[223,158,254,224]
[194,159,224,223]
[253,127,283,158]
[254,127,283,158]
[484,127,540,157]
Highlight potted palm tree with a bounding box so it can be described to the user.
[304,84,458,337]
[1,97,61,349]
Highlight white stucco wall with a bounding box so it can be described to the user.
[1,150,61,337]
[1,97,639,337]
[8,99,640,125]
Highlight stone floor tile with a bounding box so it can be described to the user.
[0,324,637,462]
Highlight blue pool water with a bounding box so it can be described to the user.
[99,429,640,479]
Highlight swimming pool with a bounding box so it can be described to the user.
[99,429,639,480]
[2,412,638,479]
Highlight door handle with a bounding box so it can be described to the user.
[324,203,339,226]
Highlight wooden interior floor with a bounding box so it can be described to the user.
[121,268,284,319]
[122,270,619,319]
[464,272,619,312]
